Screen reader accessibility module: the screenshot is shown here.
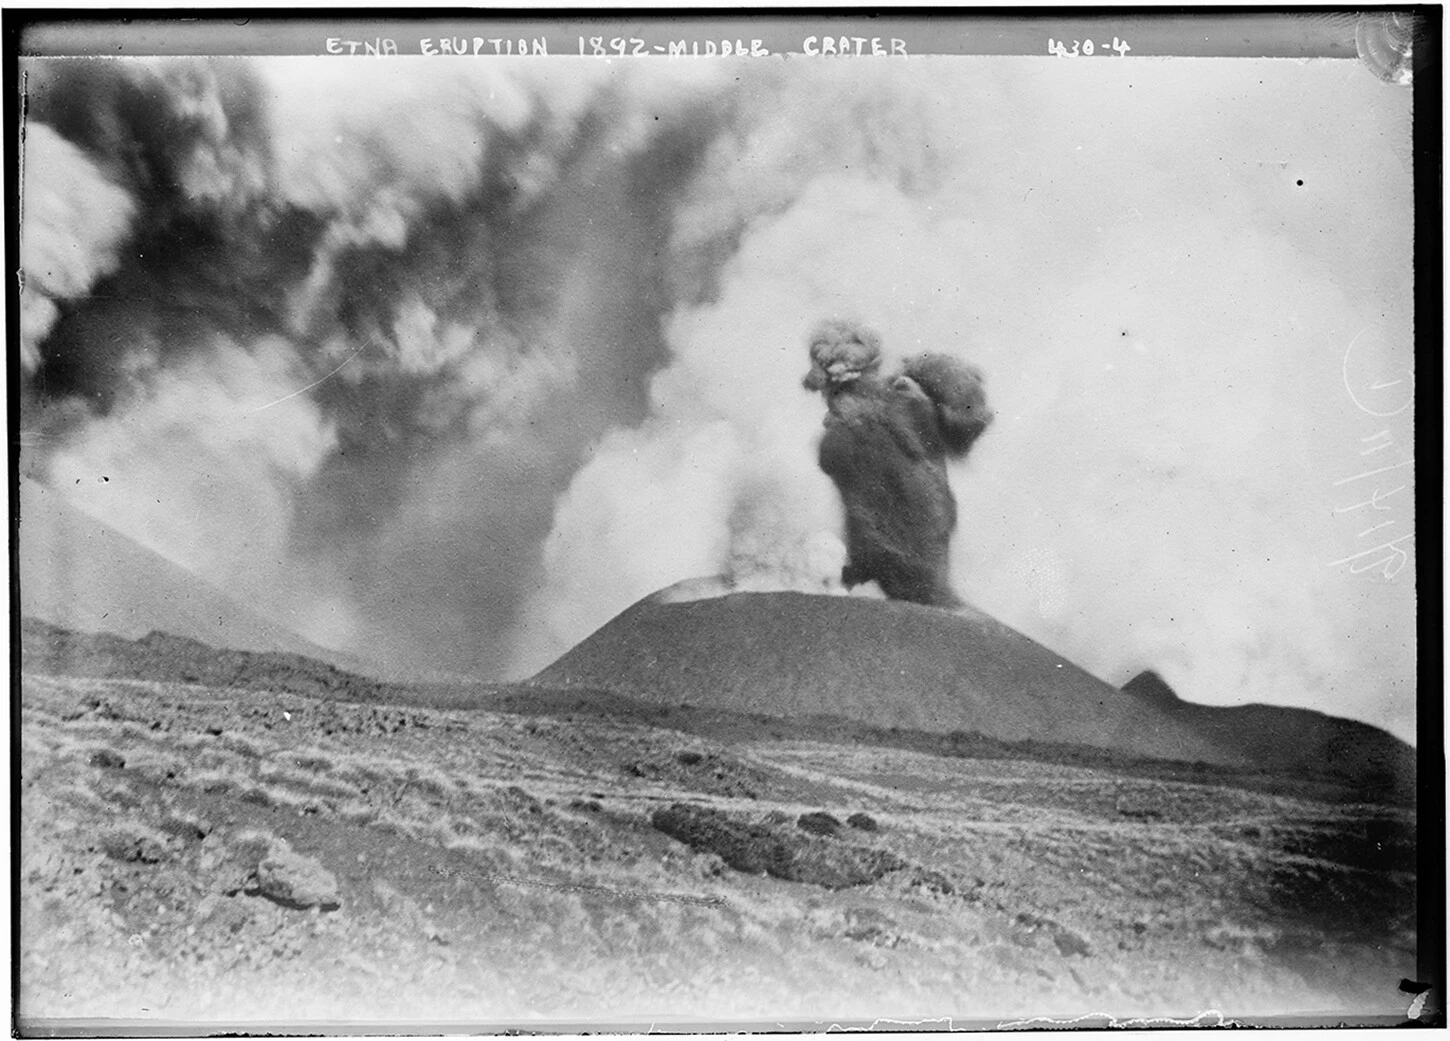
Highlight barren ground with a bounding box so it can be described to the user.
[18,626,1417,1029]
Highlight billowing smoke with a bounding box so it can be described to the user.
[21,54,1416,742]
[19,55,730,676]
[801,319,992,606]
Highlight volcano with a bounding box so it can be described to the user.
[530,579,1415,798]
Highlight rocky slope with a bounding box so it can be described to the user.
[18,624,1420,1028]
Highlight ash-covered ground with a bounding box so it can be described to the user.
[17,622,1417,1028]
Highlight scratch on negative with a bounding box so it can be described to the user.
[248,337,373,415]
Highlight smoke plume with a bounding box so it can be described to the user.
[19,55,727,677]
[801,319,992,606]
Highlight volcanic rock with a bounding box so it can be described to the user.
[651,803,907,889]
[798,811,843,836]
[252,840,341,911]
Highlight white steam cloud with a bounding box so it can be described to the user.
[512,59,1416,743]
[19,124,136,371]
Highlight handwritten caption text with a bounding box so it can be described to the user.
[323,35,910,58]
[1328,330,1414,580]
[1048,37,1131,57]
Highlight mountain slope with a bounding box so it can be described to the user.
[531,587,1237,767]
[15,478,377,675]
[530,584,1414,796]
[1120,670,1415,800]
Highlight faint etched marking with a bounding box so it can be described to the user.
[430,864,724,909]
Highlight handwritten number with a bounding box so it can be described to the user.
[1051,36,1129,57]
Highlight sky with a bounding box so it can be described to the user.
[17,37,1418,742]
